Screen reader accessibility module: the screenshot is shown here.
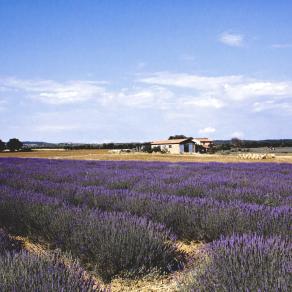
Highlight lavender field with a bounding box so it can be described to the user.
[0,158,291,291]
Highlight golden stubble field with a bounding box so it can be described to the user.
[1,149,292,163]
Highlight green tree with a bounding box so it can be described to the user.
[7,138,23,152]
[0,140,5,151]
[231,137,242,148]
[168,135,188,140]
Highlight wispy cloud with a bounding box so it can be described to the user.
[113,86,174,109]
[0,99,7,111]
[224,81,292,101]
[0,78,108,104]
[253,100,292,113]
[199,127,216,134]
[138,72,292,105]
[2,74,292,113]
[180,54,196,62]
[219,32,244,47]
[271,43,292,48]
[139,72,242,90]
[0,77,174,109]
[1,72,292,141]
[181,97,224,109]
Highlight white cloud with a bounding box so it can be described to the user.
[113,86,174,108]
[181,97,224,108]
[1,72,292,141]
[0,77,174,109]
[224,81,292,101]
[199,127,216,134]
[2,74,291,114]
[0,78,108,104]
[138,72,292,108]
[139,72,242,90]
[253,100,292,113]
[272,43,292,48]
[219,32,244,47]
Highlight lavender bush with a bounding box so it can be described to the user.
[1,159,291,241]
[180,234,292,291]
[0,186,182,281]
[0,228,22,255]
[0,158,291,288]
[0,250,103,292]
[1,158,291,207]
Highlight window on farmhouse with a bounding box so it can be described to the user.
[169,145,172,148]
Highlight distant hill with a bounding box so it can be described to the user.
[214,139,292,147]
[22,139,292,149]
[23,141,58,147]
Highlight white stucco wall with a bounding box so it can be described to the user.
[151,144,181,154]
[151,142,195,154]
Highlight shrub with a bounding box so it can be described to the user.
[151,146,161,153]
[0,229,22,255]
[0,140,5,152]
[180,234,292,291]
[0,251,102,292]
[6,138,23,152]
[0,187,183,281]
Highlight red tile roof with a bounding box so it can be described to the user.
[193,138,213,142]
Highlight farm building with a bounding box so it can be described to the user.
[192,138,214,150]
[151,137,214,154]
[151,138,195,154]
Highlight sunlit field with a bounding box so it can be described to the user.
[1,149,292,164]
[0,158,291,291]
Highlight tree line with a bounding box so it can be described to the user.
[213,138,292,152]
[0,139,23,152]
[63,142,144,150]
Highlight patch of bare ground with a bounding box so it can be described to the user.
[7,236,204,291]
[12,235,49,256]
[109,241,204,292]
[9,235,106,291]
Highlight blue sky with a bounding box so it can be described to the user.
[1,0,292,142]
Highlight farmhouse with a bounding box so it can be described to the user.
[192,138,214,150]
[151,138,195,154]
[151,137,214,154]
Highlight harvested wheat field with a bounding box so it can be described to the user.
[1,149,292,163]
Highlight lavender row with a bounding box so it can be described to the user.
[1,158,292,206]
[1,179,290,241]
[0,159,291,241]
[76,187,292,241]
[0,228,103,291]
[180,234,292,291]
[0,228,22,255]
[2,171,292,208]
[0,186,182,281]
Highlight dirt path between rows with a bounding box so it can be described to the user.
[12,235,203,291]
